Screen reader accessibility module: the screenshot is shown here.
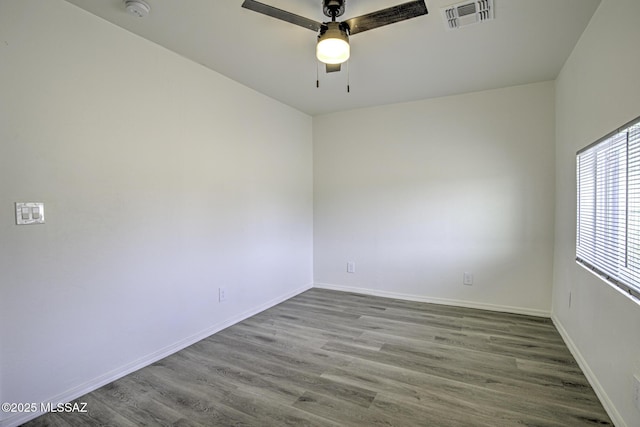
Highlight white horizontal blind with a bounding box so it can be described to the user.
[576,117,640,300]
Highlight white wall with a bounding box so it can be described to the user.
[0,1,313,426]
[553,0,640,425]
[314,82,556,316]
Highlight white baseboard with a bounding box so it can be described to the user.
[1,283,313,427]
[313,282,551,318]
[551,315,625,427]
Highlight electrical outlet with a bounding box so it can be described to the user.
[634,375,640,412]
[218,287,227,302]
[463,272,473,286]
[347,262,355,273]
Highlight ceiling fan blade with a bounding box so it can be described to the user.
[326,63,342,73]
[344,0,428,35]
[242,0,322,32]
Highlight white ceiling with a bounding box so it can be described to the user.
[63,0,601,116]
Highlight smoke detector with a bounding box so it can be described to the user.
[442,0,493,30]
[124,0,150,18]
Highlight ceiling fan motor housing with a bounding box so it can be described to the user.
[323,0,345,18]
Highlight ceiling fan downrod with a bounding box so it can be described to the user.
[323,0,345,20]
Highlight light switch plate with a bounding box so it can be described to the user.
[15,202,45,225]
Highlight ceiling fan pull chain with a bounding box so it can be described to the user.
[316,61,320,88]
[347,60,350,93]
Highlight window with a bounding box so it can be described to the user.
[576,116,640,301]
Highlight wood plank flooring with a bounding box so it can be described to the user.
[24,289,613,426]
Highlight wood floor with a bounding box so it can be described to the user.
[25,288,612,426]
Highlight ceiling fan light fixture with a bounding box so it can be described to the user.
[316,22,350,64]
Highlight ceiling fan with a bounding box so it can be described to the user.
[241,0,429,73]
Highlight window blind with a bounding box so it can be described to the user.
[576,116,640,301]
